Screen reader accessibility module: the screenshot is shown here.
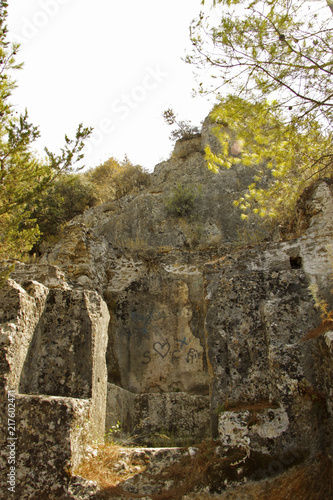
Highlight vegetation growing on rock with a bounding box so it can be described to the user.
[84,156,150,205]
[188,0,333,223]
[0,0,91,272]
[164,183,202,219]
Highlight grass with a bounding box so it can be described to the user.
[302,318,333,341]
[186,454,333,500]
[74,444,147,491]
[114,236,149,250]
[105,419,197,448]
[73,440,328,500]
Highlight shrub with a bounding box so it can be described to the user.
[165,183,202,219]
[85,157,150,204]
[31,173,97,252]
[163,108,200,142]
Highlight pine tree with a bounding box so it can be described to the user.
[187,0,333,221]
[205,96,331,221]
[0,0,91,279]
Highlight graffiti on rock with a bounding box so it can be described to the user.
[153,341,170,358]
[186,348,202,364]
[141,340,202,366]
[129,309,168,336]
[177,336,189,349]
[142,351,152,365]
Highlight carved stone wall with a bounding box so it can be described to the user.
[1,123,332,497]
[107,265,209,395]
[204,182,333,458]
[0,269,109,499]
[106,383,211,445]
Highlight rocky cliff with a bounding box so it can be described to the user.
[0,120,332,498]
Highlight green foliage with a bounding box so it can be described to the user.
[304,249,333,340]
[84,156,150,204]
[165,183,202,218]
[105,419,196,448]
[190,0,333,125]
[105,421,123,443]
[31,157,150,253]
[31,174,97,251]
[188,0,333,223]
[178,218,205,248]
[163,108,200,142]
[0,2,91,270]
[206,96,332,220]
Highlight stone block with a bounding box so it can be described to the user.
[0,394,90,499]
[0,280,48,410]
[106,383,211,445]
[133,391,211,444]
[108,271,209,395]
[0,272,110,498]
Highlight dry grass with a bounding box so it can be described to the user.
[302,319,333,341]
[74,444,147,491]
[75,441,244,499]
[74,442,331,500]
[115,236,149,251]
[187,454,333,500]
[148,443,307,500]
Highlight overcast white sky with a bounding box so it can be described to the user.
[7,0,216,172]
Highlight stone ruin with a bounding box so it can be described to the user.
[1,120,333,498]
[0,268,109,498]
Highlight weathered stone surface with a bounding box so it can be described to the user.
[315,332,333,458]
[108,269,209,395]
[1,115,333,497]
[204,226,333,457]
[67,474,99,499]
[0,268,110,499]
[19,289,109,414]
[12,395,91,499]
[218,406,290,453]
[0,279,48,399]
[41,222,111,295]
[106,383,211,445]
[43,134,268,285]
[38,162,332,472]
[114,447,185,497]
[133,392,211,445]
[304,180,333,236]
[10,262,71,290]
[106,384,137,435]
[172,135,203,158]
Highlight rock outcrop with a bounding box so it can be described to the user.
[1,121,332,498]
[0,268,109,498]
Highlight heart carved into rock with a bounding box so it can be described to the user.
[153,341,170,359]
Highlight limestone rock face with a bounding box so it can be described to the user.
[109,265,209,395]
[106,384,211,446]
[172,134,203,158]
[0,265,110,499]
[1,121,333,497]
[39,138,333,463]
[43,130,268,282]
[205,250,322,451]
[203,183,333,458]
[96,151,264,250]
[0,279,48,398]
